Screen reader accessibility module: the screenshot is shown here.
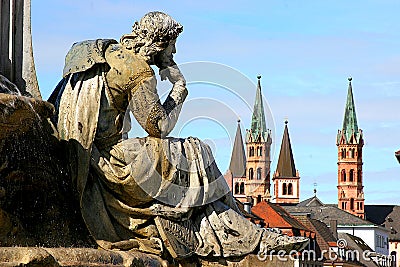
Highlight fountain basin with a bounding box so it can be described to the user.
[0,93,54,139]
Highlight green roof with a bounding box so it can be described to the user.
[250,76,267,140]
[341,78,359,142]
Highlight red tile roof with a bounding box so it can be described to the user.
[252,201,314,237]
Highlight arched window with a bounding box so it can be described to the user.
[341,149,346,159]
[390,251,396,267]
[349,169,354,182]
[288,183,293,195]
[350,198,355,210]
[257,147,263,156]
[249,168,254,180]
[257,195,262,204]
[357,170,362,183]
[256,168,262,180]
[249,147,255,157]
[239,182,245,195]
[234,183,239,194]
[341,169,346,182]
[282,183,287,195]
[349,148,355,158]
[341,202,345,209]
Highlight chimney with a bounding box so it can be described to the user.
[330,220,338,239]
[243,196,253,213]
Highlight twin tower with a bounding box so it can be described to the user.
[224,76,365,218]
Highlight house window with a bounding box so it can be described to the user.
[256,168,262,180]
[282,183,287,195]
[341,169,346,182]
[288,183,293,195]
[349,169,354,182]
[257,195,262,204]
[249,168,254,180]
[239,182,245,195]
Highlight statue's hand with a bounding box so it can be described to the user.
[159,65,186,85]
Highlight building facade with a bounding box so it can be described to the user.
[337,78,365,218]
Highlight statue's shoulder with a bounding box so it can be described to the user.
[104,45,155,91]
[62,39,118,77]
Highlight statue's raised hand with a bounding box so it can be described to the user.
[159,65,186,85]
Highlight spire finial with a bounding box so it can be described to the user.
[257,75,261,80]
[237,118,241,123]
[284,117,289,125]
[313,182,318,196]
[348,77,352,82]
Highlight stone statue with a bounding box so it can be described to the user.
[48,11,308,260]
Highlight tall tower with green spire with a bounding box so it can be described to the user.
[337,77,365,219]
[245,75,272,204]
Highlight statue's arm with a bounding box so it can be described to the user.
[129,74,187,138]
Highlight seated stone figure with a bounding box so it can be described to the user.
[49,11,308,260]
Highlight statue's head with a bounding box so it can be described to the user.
[121,12,183,59]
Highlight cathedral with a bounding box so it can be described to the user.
[224,76,300,205]
[224,76,364,213]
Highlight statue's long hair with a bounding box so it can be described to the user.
[120,11,183,55]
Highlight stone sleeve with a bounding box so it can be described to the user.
[129,76,187,138]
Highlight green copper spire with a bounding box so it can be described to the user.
[342,77,359,142]
[250,75,267,140]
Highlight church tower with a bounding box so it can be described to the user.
[245,76,272,204]
[224,119,247,203]
[337,78,365,218]
[273,120,300,204]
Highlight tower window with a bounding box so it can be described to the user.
[341,169,346,182]
[249,147,255,157]
[256,168,262,180]
[257,195,262,204]
[249,168,254,180]
[349,169,354,182]
[341,202,345,209]
[350,198,355,210]
[239,182,245,195]
[257,147,263,156]
[288,183,293,195]
[357,170,362,183]
[234,183,239,194]
[282,183,287,195]
[349,148,355,158]
[341,149,346,159]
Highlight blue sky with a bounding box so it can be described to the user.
[32,1,400,204]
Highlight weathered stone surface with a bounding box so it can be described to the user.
[0,91,94,248]
[0,247,59,267]
[0,247,166,267]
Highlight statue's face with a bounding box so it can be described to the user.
[153,39,177,67]
[162,39,176,60]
